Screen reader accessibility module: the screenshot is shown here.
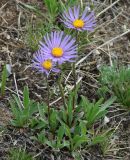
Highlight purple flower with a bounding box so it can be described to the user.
[61,6,96,31]
[39,31,77,64]
[32,50,60,76]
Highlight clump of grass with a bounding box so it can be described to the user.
[43,0,79,21]
[25,20,54,51]
[10,86,38,127]
[98,65,130,109]
[8,148,34,160]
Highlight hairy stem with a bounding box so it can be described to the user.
[58,75,67,110]
[72,62,76,110]
[72,31,78,110]
[46,76,50,124]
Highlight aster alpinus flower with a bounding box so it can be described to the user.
[32,50,59,76]
[39,31,77,64]
[61,6,96,31]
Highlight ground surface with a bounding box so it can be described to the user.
[0,0,130,159]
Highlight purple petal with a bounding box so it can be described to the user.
[74,6,80,19]
[68,8,75,21]
[81,7,88,19]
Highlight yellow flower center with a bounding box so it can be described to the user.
[52,47,63,57]
[73,19,84,28]
[42,59,52,70]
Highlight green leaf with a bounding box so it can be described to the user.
[38,103,46,119]
[64,124,71,139]
[23,86,30,108]
[35,120,47,129]
[79,121,87,135]
[91,129,113,146]
[50,109,58,130]
[67,91,74,125]
[9,88,39,127]
[37,132,46,143]
[92,135,106,145]
[46,140,56,148]
[57,126,65,142]
[64,0,78,8]
[28,101,38,115]
[72,151,83,160]
[81,96,115,127]
[73,135,88,150]
[101,96,116,110]
[12,95,22,110]
[99,65,130,109]
[44,0,58,18]
[63,140,70,148]
[1,65,7,96]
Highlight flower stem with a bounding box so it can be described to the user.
[46,76,50,124]
[58,74,67,110]
[72,62,76,110]
[72,31,78,110]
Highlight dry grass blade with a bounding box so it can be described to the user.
[76,29,130,66]
[96,0,120,18]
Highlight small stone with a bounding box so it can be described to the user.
[6,34,10,40]
[6,64,12,76]
[104,116,110,124]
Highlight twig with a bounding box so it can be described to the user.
[107,45,113,66]
[96,10,123,31]
[13,73,24,109]
[6,87,23,98]
[96,0,120,18]
[76,29,130,66]
[0,2,7,11]
[7,51,24,109]
[64,30,130,89]
[108,147,130,152]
